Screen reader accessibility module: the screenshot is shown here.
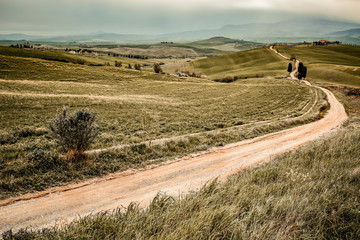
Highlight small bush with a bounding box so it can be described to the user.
[114,61,122,67]
[49,107,99,162]
[154,64,162,74]
[134,64,141,70]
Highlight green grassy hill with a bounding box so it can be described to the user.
[191,37,241,46]
[276,45,360,87]
[190,37,263,52]
[194,47,286,79]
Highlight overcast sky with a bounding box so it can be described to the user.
[1,0,359,35]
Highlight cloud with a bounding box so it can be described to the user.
[1,0,359,34]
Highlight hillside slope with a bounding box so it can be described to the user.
[276,45,360,87]
[194,47,285,79]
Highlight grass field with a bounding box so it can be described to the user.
[276,45,360,87]
[2,44,359,239]
[6,72,360,240]
[89,37,263,58]
[193,47,286,80]
[0,46,326,199]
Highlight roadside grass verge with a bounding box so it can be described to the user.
[5,123,360,239]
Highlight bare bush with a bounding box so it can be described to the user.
[154,64,163,73]
[49,107,99,161]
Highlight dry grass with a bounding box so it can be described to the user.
[0,47,326,199]
[6,125,360,240]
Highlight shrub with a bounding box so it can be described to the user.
[114,61,122,67]
[154,64,162,74]
[49,107,99,161]
[134,64,141,70]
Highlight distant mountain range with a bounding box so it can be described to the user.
[1,18,359,44]
[328,28,360,38]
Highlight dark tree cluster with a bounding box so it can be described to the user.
[65,48,93,54]
[107,53,148,59]
[10,42,33,49]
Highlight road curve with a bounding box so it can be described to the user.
[0,56,348,234]
[270,45,299,80]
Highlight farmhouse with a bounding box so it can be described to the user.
[313,40,341,45]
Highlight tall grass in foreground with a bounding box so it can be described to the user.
[7,127,360,239]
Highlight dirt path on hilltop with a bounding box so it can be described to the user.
[0,51,348,233]
[270,45,299,80]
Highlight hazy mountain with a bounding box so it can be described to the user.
[0,33,39,41]
[191,37,242,45]
[328,28,360,38]
[1,18,359,44]
[164,18,360,41]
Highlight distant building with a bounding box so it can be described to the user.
[313,40,341,45]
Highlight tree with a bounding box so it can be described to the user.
[154,63,162,74]
[298,62,304,74]
[297,72,303,80]
[303,66,307,79]
[49,107,99,161]
[287,62,293,73]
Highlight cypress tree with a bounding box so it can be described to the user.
[298,62,304,74]
[298,72,303,80]
[303,66,307,79]
[287,63,293,73]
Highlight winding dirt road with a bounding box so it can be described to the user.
[0,50,348,233]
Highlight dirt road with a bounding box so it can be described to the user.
[270,45,299,80]
[0,53,348,234]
